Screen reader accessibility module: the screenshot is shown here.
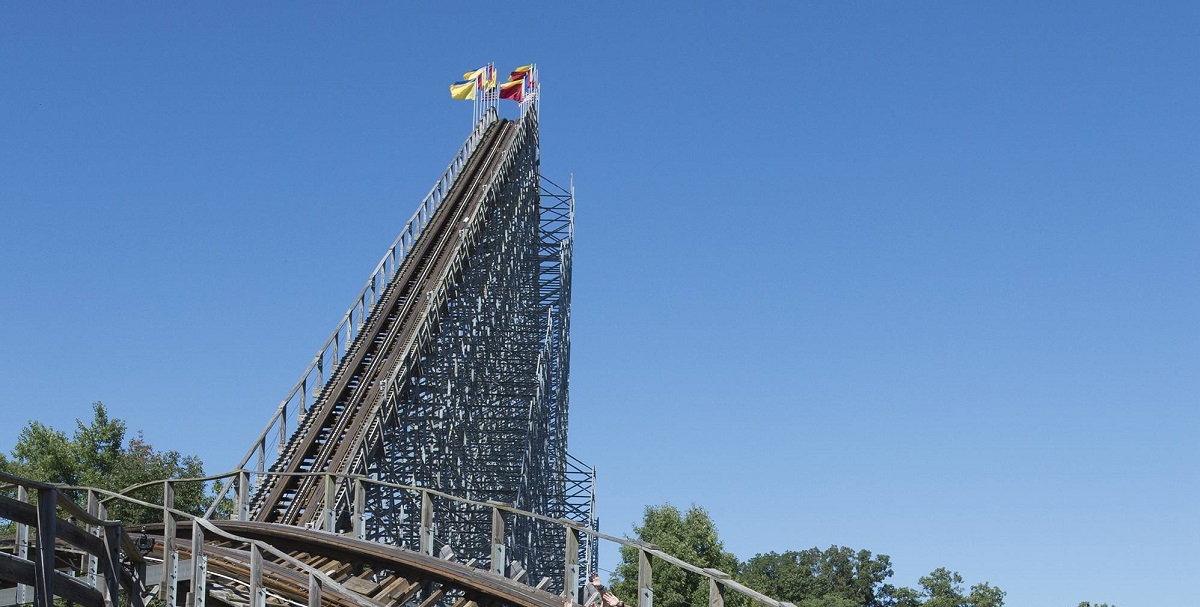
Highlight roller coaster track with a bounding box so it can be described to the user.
[224,98,586,573]
[2,473,794,607]
[0,475,565,607]
[250,116,520,527]
[153,521,563,607]
[2,83,794,607]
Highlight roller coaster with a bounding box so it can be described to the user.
[1,81,795,607]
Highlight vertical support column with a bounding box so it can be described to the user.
[563,527,579,601]
[162,481,178,606]
[15,486,29,605]
[490,507,505,575]
[637,550,653,607]
[301,379,308,415]
[256,440,266,476]
[101,525,124,607]
[333,330,341,364]
[96,501,121,607]
[708,578,724,607]
[307,574,322,607]
[191,522,207,607]
[419,491,433,556]
[86,491,100,589]
[236,471,250,521]
[353,479,366,540]
[322,474,336,532]
[128,519,147,607]
[33,488,57,607]
[249,544,266,607]
[587,466,596,578]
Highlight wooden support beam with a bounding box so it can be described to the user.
[191,522,207,607]
[100,525,123,607]
[249,544,265,607]
[15,486,29,606]
[708,578,724,607]
[637,549,653,607]
[307,574,322,607]
[0,494,105,557]
[416,585,447,607]
[564,527,579,601]
[162,481,178,606]
[86,491,100,590]
[507,560,526,583]
[323,475,336,532]
[490,507,505,576]
[33,489,57,607]
[419,491,433,556]
[236,471,250,522]
[0,552,105,607]
[353,479,366,540]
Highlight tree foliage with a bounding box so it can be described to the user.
[891,568,1004,607]
[610,503,1006,607]
[609,504,741,607]
[740,547,897,607]
[0,402,207,524]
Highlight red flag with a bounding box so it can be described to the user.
[509,64,533,82]
[499,79,524,102]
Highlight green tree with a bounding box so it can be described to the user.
[739,547,898,607]
[609,504,741,607]
[1078,603,1117,607]
[893,568,1005,607]
[0,401,207,524]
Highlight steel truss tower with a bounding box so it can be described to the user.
[224,96,593,593]
[359,108,579,577]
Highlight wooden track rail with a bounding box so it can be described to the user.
[3,472,797,607]
[143,521,563,607]
[252,117,521,528]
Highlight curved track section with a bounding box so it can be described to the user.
[152,521,561,607]
[4,475,791,607]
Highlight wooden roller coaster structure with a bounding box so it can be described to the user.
[1,471,794,607]
[1,77,796,607]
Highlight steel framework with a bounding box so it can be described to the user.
[212,91,592,593]
[357,105,582,581]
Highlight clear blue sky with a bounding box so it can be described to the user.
[2,3,1197,606]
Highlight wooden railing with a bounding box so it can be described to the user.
[109,469,797,607]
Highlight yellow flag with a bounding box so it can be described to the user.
[449,80,476,100]
[465,66,497,90]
